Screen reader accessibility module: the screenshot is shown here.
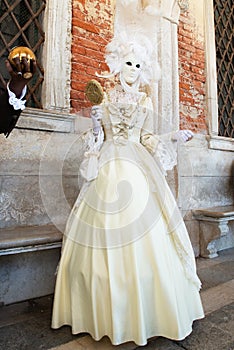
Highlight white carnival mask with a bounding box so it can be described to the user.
[120,53,142,86]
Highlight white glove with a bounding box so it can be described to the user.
[91,105,103,135]
[172,130,194,143]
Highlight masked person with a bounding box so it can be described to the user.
[0,56,36,137]
[52,33,204,346]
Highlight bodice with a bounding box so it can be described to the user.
[102,86,150,144]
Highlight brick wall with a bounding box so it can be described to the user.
[71,3,207,135]
[71,0,114,113]
[178,12,207,134]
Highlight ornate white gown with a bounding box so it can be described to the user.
[52,85,204,346]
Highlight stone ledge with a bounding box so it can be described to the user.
[16,107,75,133]
[193,205,234,219]
[207,135,234,152]
[0,224,62,256]
[193,205,234,258]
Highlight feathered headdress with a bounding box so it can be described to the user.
[104,0,161,86]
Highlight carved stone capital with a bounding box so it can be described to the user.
[178,0,189,12]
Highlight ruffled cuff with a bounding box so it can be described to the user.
[155,139,177,175]
[7,82,27,110]
[79,129,104,181]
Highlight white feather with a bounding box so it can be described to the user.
[104,0,161,85]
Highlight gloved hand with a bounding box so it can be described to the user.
[172,130,194,143]
[6,57,37,98]
[91,105,103,135]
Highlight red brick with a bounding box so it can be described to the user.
[71,80,87,92]
[71,101,81,112]
[72,54,89,65]
[179,41,196,53]
[72,44,86,55]
[99,62,109,71]
[72,18,100,34]
[180,96,194,104]
[74,0,85,8]
[75,36,101,51]
[194,73,206,83]
[179,83,191,91]
[191,65,203,75]
[178,10,207,134]
[193,80,204,89]
[86,48,104,61]
[182,36,193,45]
[72,8,86,21]
[72,62,85,72]
[85,66,99,76]
[70,0,114,112]
[192,51,205,62]
[70,89,84,100]
[178,27,193,39]
[193,60,205,69]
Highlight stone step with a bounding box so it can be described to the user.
[0,224,62,255]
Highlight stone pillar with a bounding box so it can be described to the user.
[41,0,72,111]
[156,0,187,134]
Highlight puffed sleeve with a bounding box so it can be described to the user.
[79,128,104,181]
[140,97,177,175]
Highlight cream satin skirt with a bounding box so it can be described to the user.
[52,141,204,345]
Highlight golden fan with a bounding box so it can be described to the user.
[8,46,36,79]
[85,79,104,105]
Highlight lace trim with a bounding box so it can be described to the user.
[154,138,177,176]
[107,85,145,104]
[172,230,202,290]
[7,82,27,111]
[79,129,104,181]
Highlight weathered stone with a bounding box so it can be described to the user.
[192,206,234,258]
[0,249,60,305]
[179,176,233,210]
[135,337,182,349]
[177,305,234,350]
[178,136,234,177]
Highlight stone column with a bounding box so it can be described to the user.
[156,0,186,134]
[41,0,72,112]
